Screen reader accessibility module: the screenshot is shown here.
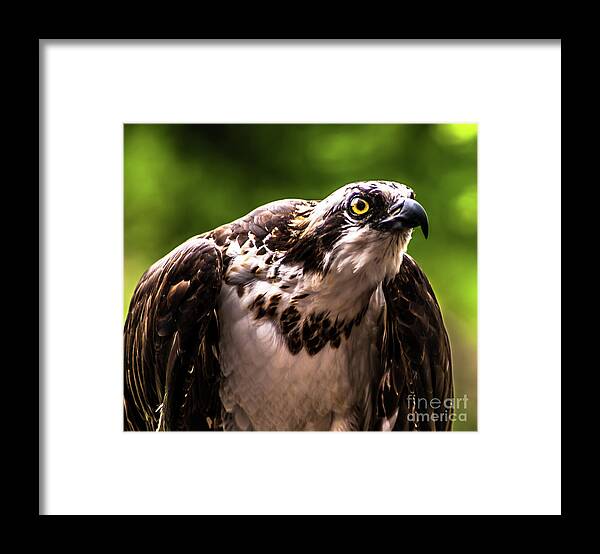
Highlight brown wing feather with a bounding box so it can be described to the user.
[376,254,454,431]
[208,199,316,256]
[124,237,223,431]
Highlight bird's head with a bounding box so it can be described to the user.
[284,180,429,288]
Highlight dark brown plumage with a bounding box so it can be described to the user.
[377,255,453,430]
[124,239,223,430]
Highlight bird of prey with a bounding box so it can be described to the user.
[124,180,453,431]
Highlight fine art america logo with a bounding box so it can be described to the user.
[406,394,469,424]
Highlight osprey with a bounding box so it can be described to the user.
[124,180,453,431]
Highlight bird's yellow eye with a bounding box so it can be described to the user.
[350,197,370,216]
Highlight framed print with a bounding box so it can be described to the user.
[40,39,561,515]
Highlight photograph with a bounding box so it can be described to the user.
[123,123,477,432]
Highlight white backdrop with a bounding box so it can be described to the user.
[40,40,561,515]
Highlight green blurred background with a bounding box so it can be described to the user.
[124,124,477,431]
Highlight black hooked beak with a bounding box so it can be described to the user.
[379,198,429,239]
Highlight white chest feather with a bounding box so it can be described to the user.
[216,282,383,431]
